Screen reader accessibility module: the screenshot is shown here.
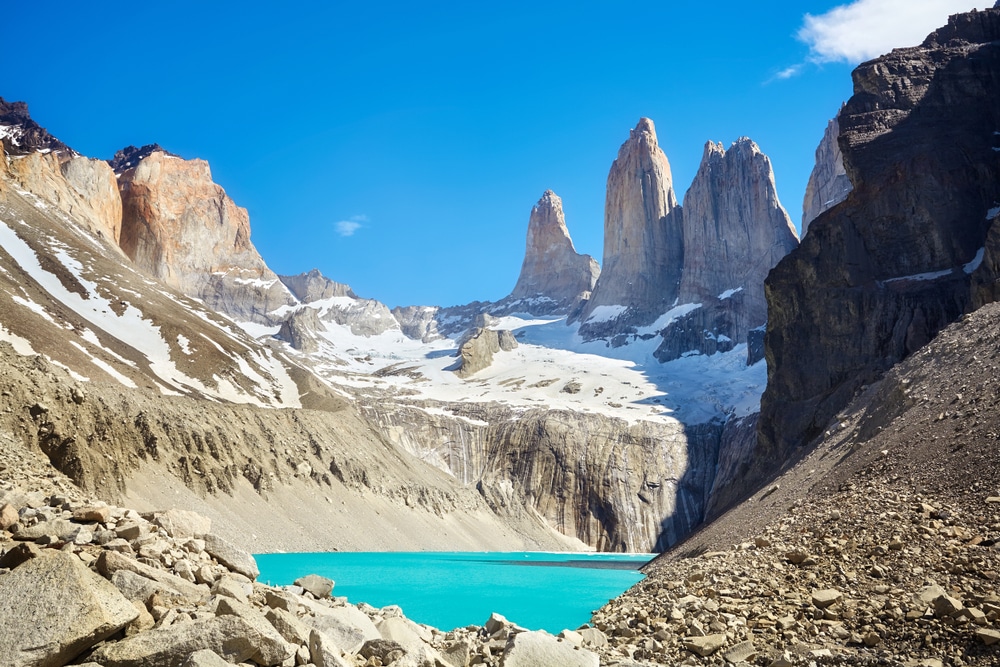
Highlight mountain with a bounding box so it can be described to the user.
[724,5,1000,516]
[801,110,852,236]
[578,118,684,332]
[503,189,599,316]
[115,146,297,324]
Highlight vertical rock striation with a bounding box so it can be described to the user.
[579,118,683,332]
[506,190,599,314]
[653,139,798,361]
[753,6,1000,499]
[114,147,296,324]
[801,111,852,237]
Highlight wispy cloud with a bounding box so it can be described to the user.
[766,64,804,84]
[335,214,367,237]
[798,0,993,64]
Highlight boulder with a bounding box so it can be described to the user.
[500,630,599,666]
[0,550,137,667]
[305,605,381,653]
[149,509,211,539]
[180,650,231,667]
[215,596,295,665]
[90,615,265,666]
[97,550,208,602]
[308,628,353,667]
[204,533,259,580]
[295,573,334,598]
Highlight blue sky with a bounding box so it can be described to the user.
[4,1,989,307]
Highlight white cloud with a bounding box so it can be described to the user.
[799,0,994,64]
[335,214,367,237]
[766,64,804,83]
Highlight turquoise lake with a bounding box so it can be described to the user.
[255,552,651,633]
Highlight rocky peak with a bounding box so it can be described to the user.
[755,4,1000,497]
[279,269,357,303]
[108,144,178,173]
[0,98,72,156]
[679,137,798,305]
[116,149,296,323]
[578,117,683,328]
[506,190,599,313]
[801,110,852,236]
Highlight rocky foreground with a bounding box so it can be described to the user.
[0,483,608,667]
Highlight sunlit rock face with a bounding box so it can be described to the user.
[801,111,852,237]
[115,147,295,323]
[504,190,599,315]
[578,118,684,332]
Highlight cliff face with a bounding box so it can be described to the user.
[756,6,1000,488]
[801,112,852,236]
[116,149,295,324]
[579,118,683,330]
[654,139,798,361]
[505,190,599,314]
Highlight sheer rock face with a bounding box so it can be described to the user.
[756,6,1000,490]
[116,149,295,324]
[7,152,123,247]
[655,139,798,361]
[579,118,683,329]
[505,190,599,314]
[801,112,852,237]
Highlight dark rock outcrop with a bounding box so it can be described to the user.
[452,328,518,378]
[503,190,599,315]
[578,118,684,332]
[801,110,852,236]
[0,98,73,156]
[754,6,1000,497]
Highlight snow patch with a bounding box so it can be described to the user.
[585,305,627,324]
[987,205,1000,220]
[718,287,743,300]
[0,324,37,356]
[882,268,953,284]
[177,334,192,355]
[964,247,986,274]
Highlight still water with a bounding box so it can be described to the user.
[255,551,651,633]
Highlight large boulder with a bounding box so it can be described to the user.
[204,533,259,580]
[90,615,267,666]
[0,551,138,667]
[501,630,599,666]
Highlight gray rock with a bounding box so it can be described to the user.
[309,628,353,667]
[500,630,599,666]
[149,508,212,539]
[180,649,231,667]
[12,518,76,541]
[97,550,208,603]
[683,633,727,657]
[265,607,313,645]
[90,615,261,666]
[294,573,334,598]
[215,596,295,665]
[305,605,381,653]
[204,533,259,580]
[0,551,138,667]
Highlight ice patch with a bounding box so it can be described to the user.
[987,205,1000,220]
[964,247,985,274]
[882,268,953,284]
[718,287,743,300]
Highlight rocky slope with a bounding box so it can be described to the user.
[593,299,1000,666]
[754,5,1000,507]
[801,110,852,237]
[115,147,296,324]
[503,189,599,316]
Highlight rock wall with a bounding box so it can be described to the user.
[579,118,683,330]
[801,110,852,237]
[361,400,724,552]
[116,149,296,324]
[505,190,599,314]
[755,6,1000,494]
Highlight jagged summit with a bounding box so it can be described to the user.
[108,143,179,173]
[505,189,599,313]
[280,268,357,303]
[0,98,72,155]
[578,117,683,326]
